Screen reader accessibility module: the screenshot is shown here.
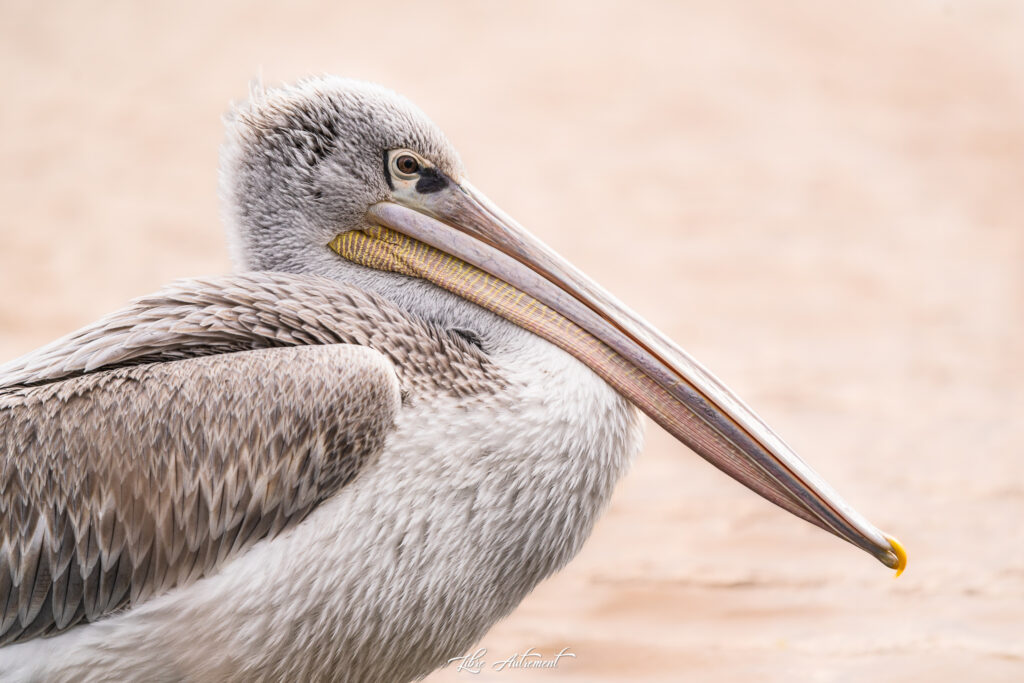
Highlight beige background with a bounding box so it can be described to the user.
[2,1,1022,680]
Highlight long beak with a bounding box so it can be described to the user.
[344,178,905,573]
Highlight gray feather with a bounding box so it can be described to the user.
[0,271,498,645]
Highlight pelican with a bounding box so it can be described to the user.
[0,77,905,681]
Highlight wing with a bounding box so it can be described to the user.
[0,278,403,645]
[0,271,492,399]
[0,273,397,389]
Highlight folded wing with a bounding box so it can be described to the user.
[0,274,404,645]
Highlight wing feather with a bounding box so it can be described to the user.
[0,271,498,646]
[0,272,495,398]
[0,341,400,646]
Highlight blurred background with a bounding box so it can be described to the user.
[1,1,1022,680]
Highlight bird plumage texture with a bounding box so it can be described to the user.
[220,78,464,275]
[0,272,515,644]
[0,77,646,681]
[1,344,397,645]
[0,273,642,681]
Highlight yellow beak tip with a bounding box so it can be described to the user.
[884,534,908,577]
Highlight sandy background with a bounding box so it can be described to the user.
[1,1,1022,680]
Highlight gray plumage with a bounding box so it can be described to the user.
[0,272,501,646]
[0,73,902,681]
[0,77,645,681]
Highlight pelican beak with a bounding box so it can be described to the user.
[337,174,905,574]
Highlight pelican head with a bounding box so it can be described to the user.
[220,75,905,573]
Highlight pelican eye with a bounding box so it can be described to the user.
[387,150,448,193]
[395,154,420,176]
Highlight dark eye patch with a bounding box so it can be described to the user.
[415,167,448,194]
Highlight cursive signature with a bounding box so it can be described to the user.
[447,647,576,674]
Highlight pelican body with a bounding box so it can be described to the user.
[0,78,903,681]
